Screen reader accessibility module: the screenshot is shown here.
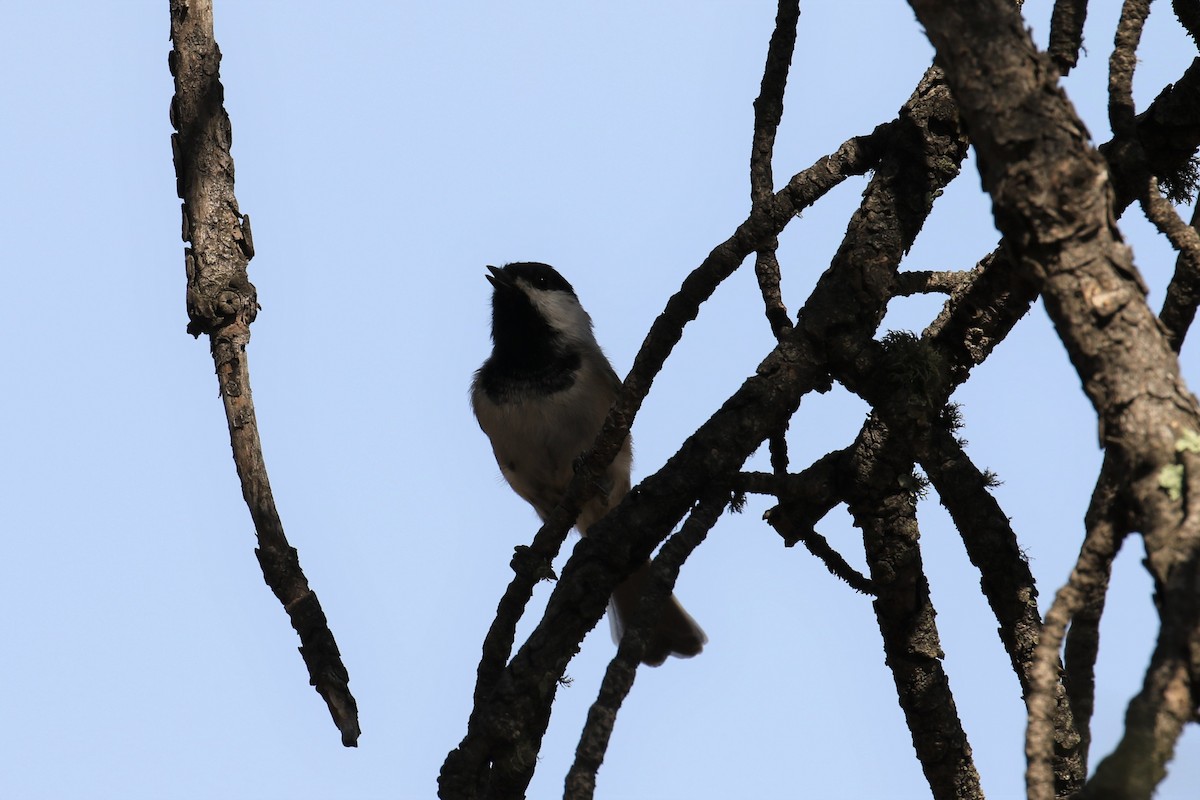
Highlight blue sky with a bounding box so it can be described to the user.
[1,2,1197,798]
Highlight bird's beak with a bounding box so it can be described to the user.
[485,265,514,289]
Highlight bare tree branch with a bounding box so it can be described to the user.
[744,456,877,593]
[1025,464,1127,800]
[754,246,792,338]
[1080,457,1200,798]
[921,427,1086,796]
[563,488,729,800]
[904,3,1200,799]
[893,269,973,296]
[1102,56,1200,206]
[920,429,1041,690]
[847,419,983,800]
[1063,456,1129,773]
[750,1,800,339]
[1174,0,1200,47]
[167,0,359,748]
[1159,199,1200,350]
[750,0,798,206]
[1050,0,1090,74]
[1108,0,1151,139]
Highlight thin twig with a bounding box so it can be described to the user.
[1146,182,1200,350]
[167,0,359,748]
[750,0,799,205]
[1063,456,1128,773]
[794,527,876,594]
[750,0,800,338]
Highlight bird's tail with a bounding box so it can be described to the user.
[608,561,707,667]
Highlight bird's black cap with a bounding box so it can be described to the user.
[485,262,576,296]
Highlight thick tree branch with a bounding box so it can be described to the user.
[167,0,359,747]
[905,3,1200,799]
[799,65,982,797]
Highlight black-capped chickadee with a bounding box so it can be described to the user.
[471,262,706,666]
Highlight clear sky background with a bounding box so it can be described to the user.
[1,2,1198,799]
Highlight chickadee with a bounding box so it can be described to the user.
[471,262,706,666]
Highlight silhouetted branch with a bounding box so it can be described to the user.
[847,419,983,800]
[1174,0,1200,48]
[1159,200,1200,351]
[921,427,1086,795]
[1140,176,1200,351]
[750,1,800,339]
[1103,56,1200,206]
[767,429,790,475]
[920,428,1040,689]
[754,246,792,338]
[1063,456,1128,772]
[1108,0,1151,139]
[1027,472,1128,796]
[167,0,359,748]
[750,0,798,205]
[563,488,729,800]
[1049,0,1089,74]
[793,527,875,594]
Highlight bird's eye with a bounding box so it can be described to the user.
[534,277,549,289]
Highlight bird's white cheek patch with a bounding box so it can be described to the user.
[528,290,596,347]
